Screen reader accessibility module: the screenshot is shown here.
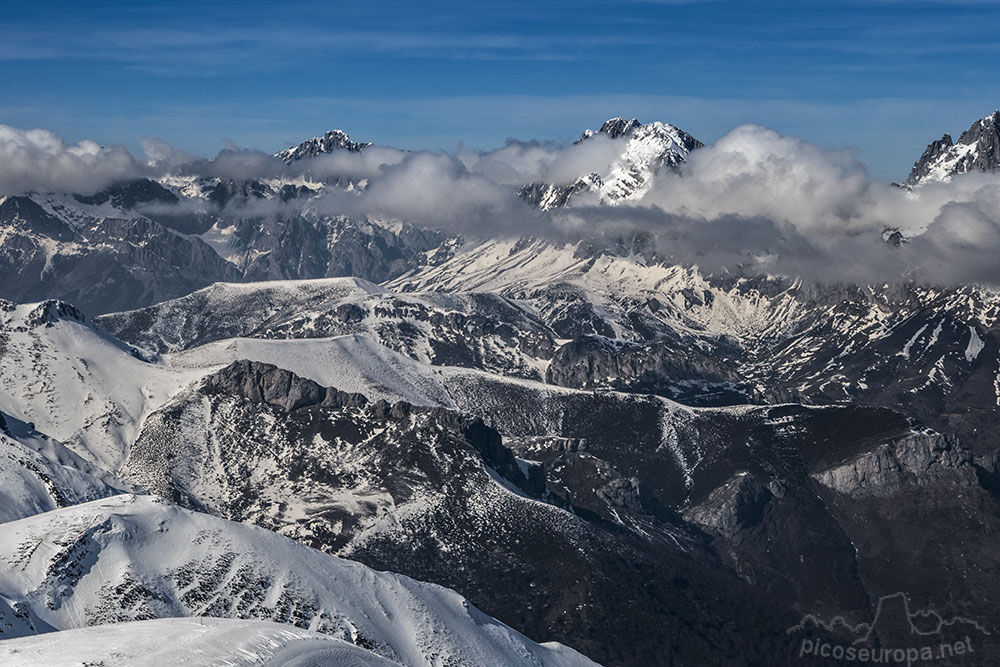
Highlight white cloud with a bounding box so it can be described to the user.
[0,125,142,195]
[8,121,1000,286]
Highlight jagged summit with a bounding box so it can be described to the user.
[577,116,702,150]
[275,129,371,164]
[521,117,703,209]
[906,109,1000,185]
[577,117,643,142]
[598,116,643,139]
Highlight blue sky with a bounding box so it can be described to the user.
[2,0,999,180]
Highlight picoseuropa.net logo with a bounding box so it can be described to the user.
[786,592,991,665]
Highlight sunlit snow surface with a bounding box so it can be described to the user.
[0,494,598,666]
[0,618,399,667]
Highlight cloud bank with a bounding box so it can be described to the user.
[4,121,1000,286]
[0,125,144,195]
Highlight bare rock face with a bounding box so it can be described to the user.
[593,117,643,140]
[905,133,955,185]
[812,431,975,497]
[906,110,1000,184]
[73,178,179,210]
[202,360,369,412]
[684,472,773,538]
[24,300,85,328]
[545,334,752,405]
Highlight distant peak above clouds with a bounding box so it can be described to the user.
[522,116,703,209]
[578,117,642,141]
[275,129,371,164]
[906,109,1000,185]
[578,116,702,151]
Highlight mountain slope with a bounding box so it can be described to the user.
[0,494,598,666]
[0,194,241,314]
[0,413,121,523]
[121,359,811,666]
[906,110,1000,185]
[97,277,556,380]
[0,618,400,667]
[0,299,205,471]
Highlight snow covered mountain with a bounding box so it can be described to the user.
[0,298,207,471]
[0,193,240,314]
[275,129,372,164]
[4,282,1000,664]
[383,239,1000,450]
[96,277,555,379]
[0,413,121,523]
[906,110,1000,185]
[91,228,1000,450]
[519,117,703,209]
[0,494,597,666]
[0,618,403,667]
[5,116,1000,666]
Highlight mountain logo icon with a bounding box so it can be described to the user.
[787,593,992,663]
[787,592,991,645]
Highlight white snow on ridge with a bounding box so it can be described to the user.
[0,494,599,667]
[389,238,802,341]
[921,141,978,185]
[0,303,205,472]
[167,334,456,408]
[0,424,121,523]
[0,618,400,667]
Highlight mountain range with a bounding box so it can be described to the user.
[1,113,1000,665]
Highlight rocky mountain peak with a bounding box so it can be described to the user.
[23,300,86,328]
[275,129,371,164]
[906,109,1000,185]
[522,117,703,209]
[593,117,643,140]
[73,178,179,210]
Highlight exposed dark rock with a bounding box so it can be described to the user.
[684,472,773,537]
[23,300,85,328]
[812,431,974,497]
[906,110,1000,184]
[73,178,179,210]
[201,360,368,412]
[546,334,753,405]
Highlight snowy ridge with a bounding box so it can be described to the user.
[0,416,121,523]
[388,238,802,342]
[276,129,372,164]
[0,300,206,471]
[167,334,458,408]
[522,117,702,209]
[98,275,556,380]
[906,110,1000,185]
[0,618,400,667]
[0,494,598,666]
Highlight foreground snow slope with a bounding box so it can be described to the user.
[0,494,599,667]
[0,618,398,667]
